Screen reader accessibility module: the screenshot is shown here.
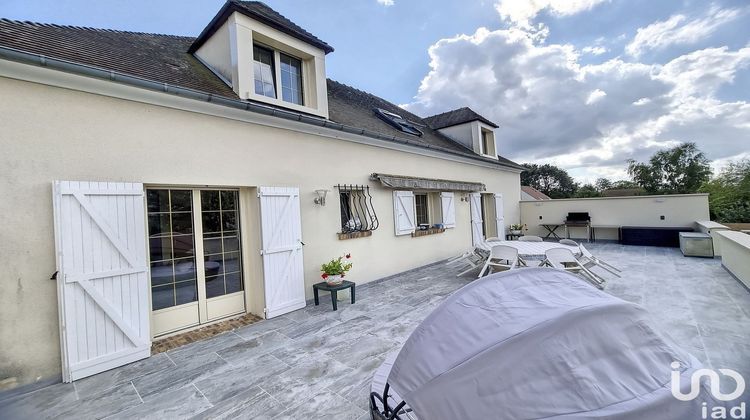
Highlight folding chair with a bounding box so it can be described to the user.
[478,245,519,278]
[542,247,605,289]
[578,244,621,277]
[518,235,543,242]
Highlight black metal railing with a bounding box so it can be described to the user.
[337,184,379,233]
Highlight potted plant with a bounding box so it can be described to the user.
[321,253,352,286]
[509,223,526,236]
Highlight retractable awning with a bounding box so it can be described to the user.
[370,173,485,192]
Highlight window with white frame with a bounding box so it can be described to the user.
[481,128,495,156]
[414,193,430,225]
[253,44,305,106]
[253,45,276,99]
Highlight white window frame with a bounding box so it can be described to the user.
[252,42,306,106]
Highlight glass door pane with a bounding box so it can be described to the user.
[200,190,244,299]
[146,189,198,310]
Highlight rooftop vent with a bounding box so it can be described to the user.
[374,108,423,137]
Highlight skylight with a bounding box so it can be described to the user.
[375,108,424,137]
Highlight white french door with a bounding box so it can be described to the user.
[469,193,484,246]
[146,188,246,336]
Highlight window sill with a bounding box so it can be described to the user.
[411,228,445,238]
[338,230,373,240]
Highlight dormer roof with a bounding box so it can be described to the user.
[188,0,334,54]
[424,107,499,129]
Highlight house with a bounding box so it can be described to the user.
[520,186,551,201]
[0,0,523,390]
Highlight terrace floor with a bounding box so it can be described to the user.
[2,243,749,419]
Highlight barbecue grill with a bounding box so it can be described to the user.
[564,212,591,241]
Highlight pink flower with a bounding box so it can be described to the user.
[322,273,328,279]
[345,253,351,259]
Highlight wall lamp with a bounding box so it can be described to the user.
[314,189,330,206]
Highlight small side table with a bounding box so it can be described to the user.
[313,280,355,311]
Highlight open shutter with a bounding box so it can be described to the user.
[469,193,484,246]
[393,191,416,236]
[440,192,456,228]
[259,187,305,318]
[494,193,505,239]
[52,181,151,382]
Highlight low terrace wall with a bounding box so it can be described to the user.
[716,231,750,289]
[519,194,710,241]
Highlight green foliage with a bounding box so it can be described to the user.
[520,163,578,198]
[321,254,353,276]
[699,159,750,223]
[594,178,612,192]
[627,143,712,194]
[574,184,601,198]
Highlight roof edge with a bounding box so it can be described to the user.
[0,46,526,173]
[188,1,334,54]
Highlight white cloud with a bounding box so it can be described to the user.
[376,0,394,6]
[406,25,750,181]
[495,0,609,28]
[582,45,608,55]
[626,6,742,57]
[586,89,607,104]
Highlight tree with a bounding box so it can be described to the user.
[627,143,712,194]
[594,178,612,192]
[699,159,750,222]
[575,184,601,198]
[520,163,578,198]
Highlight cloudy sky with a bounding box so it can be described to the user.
[3,0,748,182]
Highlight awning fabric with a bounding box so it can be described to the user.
[370,173,485,192]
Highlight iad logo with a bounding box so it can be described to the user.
[670,361,746,419]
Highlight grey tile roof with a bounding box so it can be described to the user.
[423,107,499,129]
[189,1,334,54]
[0,18,237,97]
[0,16,521,171]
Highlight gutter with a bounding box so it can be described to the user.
[0,45,523,172]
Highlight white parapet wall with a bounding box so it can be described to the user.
[520,194,710,241]
[695,220,731,257]
[716,231,750,289]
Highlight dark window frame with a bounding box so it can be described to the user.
[280,52,304,105]
[414,193,430,226]
[253,44,277,99]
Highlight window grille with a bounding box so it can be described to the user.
[337,184,379,233]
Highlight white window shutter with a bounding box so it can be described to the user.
[494,193,505,238]
[393,190,416,236]
[469,193,484,246]
[440,192,456,228]
[52,181,151,382]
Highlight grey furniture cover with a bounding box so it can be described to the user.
[378,268,724,419]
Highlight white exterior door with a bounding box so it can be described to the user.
[494,193,505,239]
[469,193,484,246]
[259,187,305,318]
[52,181,151,382]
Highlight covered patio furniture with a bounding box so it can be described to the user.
[559,238,578,246]
[579,243,622,277]
[370,268,723,420]
[518,235,543,242]
[543,247,604,289]
[478,244,518,277]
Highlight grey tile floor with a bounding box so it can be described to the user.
[1,243,749,419]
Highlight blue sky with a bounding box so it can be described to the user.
[3,0,748,182]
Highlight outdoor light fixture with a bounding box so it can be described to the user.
[314,189,330,206]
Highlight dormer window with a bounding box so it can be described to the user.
[375,108,424,137]
[253,45,276,98]
[481,129,493,155]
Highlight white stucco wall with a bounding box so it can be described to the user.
[194,20,233,83]
[716,231,750,289]
[0,75,520,388]
[520,194,710,240]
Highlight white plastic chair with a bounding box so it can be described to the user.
[478,245,518,278]
[578,244,622,277]
[542,247,605,289]
[559,239,578,246]
[518,235,543,242]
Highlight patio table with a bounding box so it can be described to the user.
[485,240,581,259]
[539,223,564,239]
